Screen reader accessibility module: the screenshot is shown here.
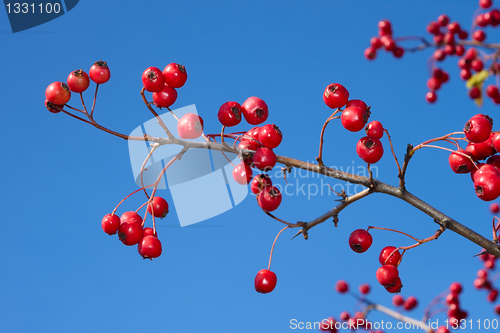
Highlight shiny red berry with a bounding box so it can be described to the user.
[473,30,486,42]
[323,83,349,109]
[359,283,370,295]
[253,148,276,171]
[341,106,370,132]
[44,99,63,113]
[120,211,143,225]
[376,265,399,286]
[393,295,404,306]
[386,278,403,293]
[138,235,162,259]
[450,282,463,294]
[147,196,169,218]
[356,136,384,164]
[348,229,373,253]
[254,269,277,293]
[142,67,165,92]
[118,222,144,246]
[379,246,401,266]
[67,70,90,93]
[152,84,178,108]
[365,121,384,139]
[259,124,283,149]
[490,202,500,213]
[480,0,493,9]
[101,214,121,235]
[177,113,204,139]
[163,63,187,88]
[438,15,450,27]
[403,296,418,310]
[448,150,475,173]
[218,101,242,127]
[474,164,500,201]
[257,186,282,211]
[464,114,493,143]
[364,47,377,60]
[426,91,437,103]
[241,97,269,125]
[89,61,110,84]
[45,82,71,105]
[250,174,272,194]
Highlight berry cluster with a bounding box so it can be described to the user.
[392,294,418,311]
[447,114,500,201]
[475,253,499,302]
[323,83,385,164]
[365,0,500,105]
[443,282,468,325]
[44,61,110,112]
[101,196,168,259]
[364,19,404,60]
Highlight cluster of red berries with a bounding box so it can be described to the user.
[443,282,468,326]
[364,19,404,60]
[44,61,110,112]
[475,254,499,301]
[447,114,500,201]
[141,64,207,139]
[223,97,283,213]
[323,83,385,164]
[101,196,168,259]
[392,294,418,311]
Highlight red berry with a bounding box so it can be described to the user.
[378,20,392,33]
[238,139,261,151]
[495,305,500,315]
[471,59,484,72]
[259,124,283,149]
[427,77,442,91]
[426,91,437,103]
[455,44,466,55]
[490,202,500,213]
[45,82,71,105]
[323,83,349,109]
[118,222,144,246]
[465,47,479,60]
[120,211,143,225]
[371,37,382,49]
[339,311,350,321]
[385,278,403,293]
[392,294,404,306]
[257,186,282,211]
[458,30,468,40]
[433,49,446,61]
[348,229,373,253]
[152,84,178,108]
[177,113,204,139]
[427,21,441,34]
[320,317,337,332]
[359,283,370,295]
[379,246,401,266]
[250,174,272,194]
[393,47,404,58]
[364,47,377,60]
[67,70,90,93]
[147,196,169,218]
[448,150,475,173]
[460,69,472,80]
[232,163,252,185]
[447,21,460,33]
[376,265,399,286]
[488,289,499,302]
[445,293,459,306]
[101,214,121,235]
[365,121,384,139]
[476,14,489,27]
[253,148,276,171]
[89,61,110,84]
[403,296,418,311]
[335,280,349,293]
[486,85,500,98]
[241,97,269,125]
[480,0,493,9]
[254,269,277,293]
[438,15,450,27]
[44,99,63,113]
[218,101,242,127]
[474,164,500,201]
[464,114,493,143]
[450,282,463,294]
[356,136,384,164]
[138,235,162,259]
[142,67,165,92]
[162,63,187,88]
[493,133,500,152]
[434,33,445,44]
[245,126,262,141]
[341,106,370,132]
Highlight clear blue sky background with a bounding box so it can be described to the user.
[1,1,499,332]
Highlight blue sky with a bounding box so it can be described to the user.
[1,1,499,332]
